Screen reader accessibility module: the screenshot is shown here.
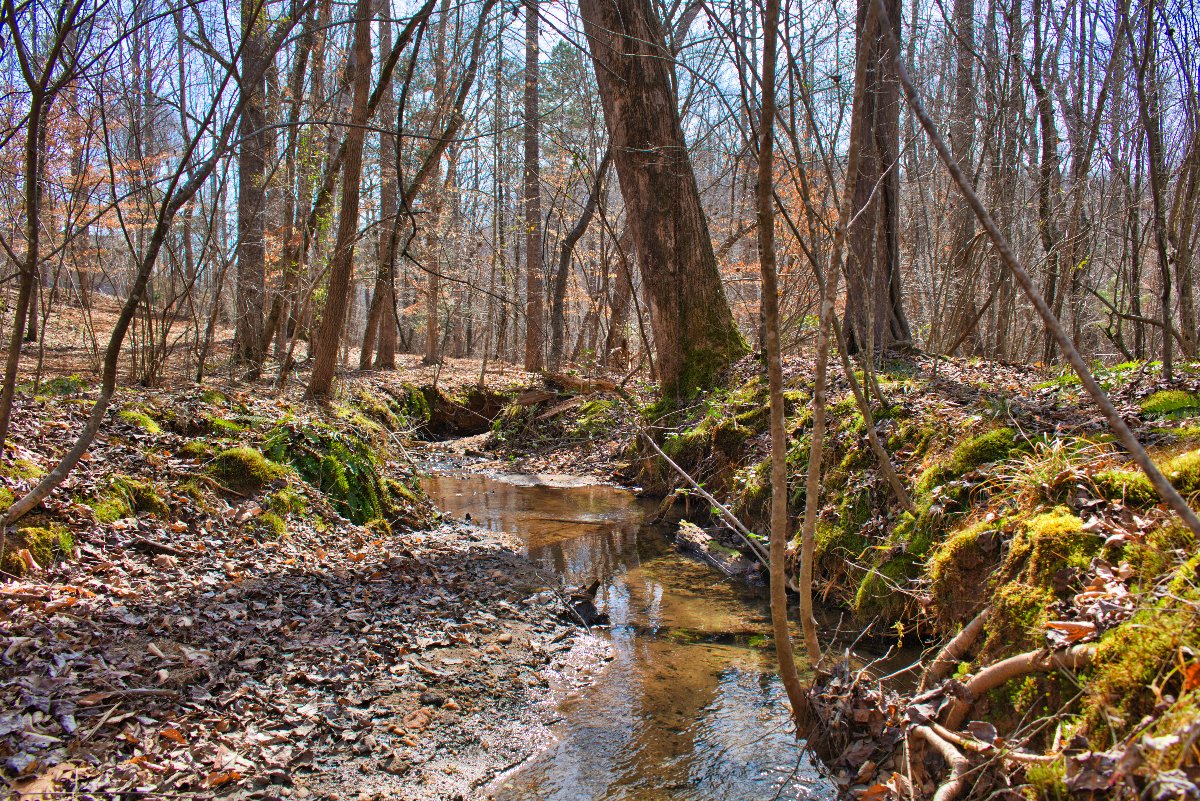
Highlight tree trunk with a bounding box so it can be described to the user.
[523,0,545,372]
[306,0,374,399]
[549,149,611,371]
[578,0,746,397]
[1128,0,1174,378]
[843,0,912,355]
[945,0,977,353]
[236,0,269,370]
[361,0,400,370]
[756,0,810,722]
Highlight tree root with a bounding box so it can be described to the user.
[928,722,1056,764]
[913,725,971,801]
[942,644,1096,730]
[919,607,990,692]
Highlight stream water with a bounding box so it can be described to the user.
[421,471,835,801]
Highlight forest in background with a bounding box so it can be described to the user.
[2,0,1196,399]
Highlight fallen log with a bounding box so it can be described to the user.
[543,372,619,394]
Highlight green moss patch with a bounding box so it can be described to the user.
[264,422,408,525]
[1002,508,1096,587]
[117,408,162,434]
[929,519,1003,625]
[2,457,45,481]
[205,447,286,493]
[89,476,169,522]
[1,524,75,575]
[1094,447,1200,507]
[1140,389,1200,419]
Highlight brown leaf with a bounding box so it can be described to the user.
[160,727,187,745]
[202,770,242,788]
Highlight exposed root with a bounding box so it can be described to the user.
[942,644,1096,730]
[919,607,990,692]
[928,722,1056,764]
[913,724,971,801]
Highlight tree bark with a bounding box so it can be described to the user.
[360,0,399,370]
[756,0,810,723]
[306,0,374,399]
[578,0,746,397]
[236,0,269,371]
[843,0,912,355]
[549,149,611,371]
[523,0,545,372]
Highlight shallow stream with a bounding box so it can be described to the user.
[421,471,835,801]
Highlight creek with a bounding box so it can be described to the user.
[421,470,836,801]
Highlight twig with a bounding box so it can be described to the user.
[640,433,770,565]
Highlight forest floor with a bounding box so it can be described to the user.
[0,371,615,801]
[5,328,1200,799]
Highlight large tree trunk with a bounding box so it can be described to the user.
[361,0,400,370]
[236,0,269,370]
[523,0,545,372]
[306,0,373,399]
[578,0,746,397]
[843,0,912,355]
[945,0,978,353]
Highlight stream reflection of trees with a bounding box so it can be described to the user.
[423,474,825,800]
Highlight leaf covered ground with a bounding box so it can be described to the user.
[0,373,608,800]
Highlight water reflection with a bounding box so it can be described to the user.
[421,472,833,801]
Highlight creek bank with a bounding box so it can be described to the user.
[449,355,1200,798]
[0,377,608,801]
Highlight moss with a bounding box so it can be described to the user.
[0,486,13,512]
[252,511,287,539]
[200,389,229,406]
[2,458,44,481]
[854,552,920,622]
[264,422,396,524]
[352,391,401,430]
[1125,524,1195,587]
[986,582,1055,652]
[267,487,307,515]
[2,524,74,574]
[571,399,618,437]
[1081,596,1200,745]
[365,517,392,537]
[1023,758,1068,800]
[117,408,162,434]
[814,520,867,582]
[205,447,286,493]
[1140,389,1200,419]
[1004,508,1095,587]
[914,428,1017,494]
[179,440,214,460]
[1094,447,1200,506]
[177,478,208,504]
[37,374,88,396]
[949,427,1020,474]
[672,325,750,399]
[929,519,1002,626]
[90,476,168,522]
[1161,447,1200,495]
[205,414,246,436]
[711,418,752,458]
